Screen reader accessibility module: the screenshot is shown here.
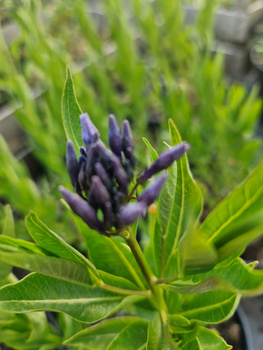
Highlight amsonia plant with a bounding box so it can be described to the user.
[0,69,263,349]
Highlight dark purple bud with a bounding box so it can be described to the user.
[66,141,79,190]
[123,146,136,168]
[88,176,110,209]
[78,163,88,192]
[122,120,134,151]
[109,114,122,158]
[112,157,128,194]
[80,146,87,157]
[59,186,103,232]
[103,201,116,229]
[94,162,112,191]
[124,159,134,181]
[119,202,147,226]
[80,113,100,148]
[139,174,167,206]
[138,142,190,183]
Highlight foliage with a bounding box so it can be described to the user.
[0,73,263,349]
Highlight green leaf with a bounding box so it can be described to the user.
[178,291,239,324]
[169,258,263,296]
[142,137,159,163]
[155,120,202,276]
[180,327,231,350]
[64,317,143,349]
[0,310,61,350]
[0,273,141,323]
[62,66,83,152]
[0,238,91,285]
[198,162,263,249]
[98,270,140,291]
[26,212,99,280]
[107,319,148,350]
[78,221,147,289]
[2,205,15,237]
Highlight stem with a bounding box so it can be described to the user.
[121,227,167,323]
[100,283,150,297]
[155,274,179,285]
[124,182,139,203]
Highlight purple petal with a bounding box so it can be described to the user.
[119,202,147,226]
[112,157,128,194]
[138,142,190,183]
[59,186,103,231]
[139,174,167,206]
[94,162,112,191]
[80,113,100,148]
[109,114,122,158]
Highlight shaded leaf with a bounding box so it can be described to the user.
[143,137,159,163]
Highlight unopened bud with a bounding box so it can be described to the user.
[80,113,99,148]
[59,186,103,231]
[139,174,167,206]
[138,142,190,183]
[119,202,147,226]
[109,114,122,158]
[88,176,110,209]
[66,141,79,190]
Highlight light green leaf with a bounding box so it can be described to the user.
[64,317,143,349]
[156,120,202,277]
[107,319,148,350]
[78,221,147,289]
[62,66,82,152]
[178,291,239,324]
[180,327,231,350]
[198,162,263,249]
[0,273,141,323]
[98,270,140,291]
[142,137,159,163]
[26,212,99,280]
[2,205,15,237]
[0,238,91,285]
[170,258,263,296]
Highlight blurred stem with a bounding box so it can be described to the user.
[125,182,139,203]
[121,227,167,323]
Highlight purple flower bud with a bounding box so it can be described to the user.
[66,141,79,190]
[112,157,128,194]
[59,186,103,231]
[78,163,88,192]
[103,201,116,229]
[109,114,122,158]
[123,146,136,168]
[122,120,134,152]
[94,162,112,191]
[139,174,167,206]
[119,202,147,226]
[80,113,100,148]
[88,176,110,209]
[138,142,190,183]
[80,146,87,157]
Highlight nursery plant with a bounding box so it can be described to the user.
[0,70,263,349]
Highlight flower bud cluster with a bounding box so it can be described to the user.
[60,113,189,235]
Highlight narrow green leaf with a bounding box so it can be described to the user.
[107,319,148,350]
[61,66,82,152]
[142,137,159,163]
[146,313,163,350]
[2,205,15,237]
[0,273,141,323]
[198,162,263,248]
[26,212,99,279]
[155,120,202,276]
[98,270,140,291]
[64,317,143,349]
[0,240,91,285]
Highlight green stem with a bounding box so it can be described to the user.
[121,227,167,323]
[100,283,150,297]
[155,274,179,285]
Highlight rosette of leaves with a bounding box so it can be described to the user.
[0,69,263,349]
